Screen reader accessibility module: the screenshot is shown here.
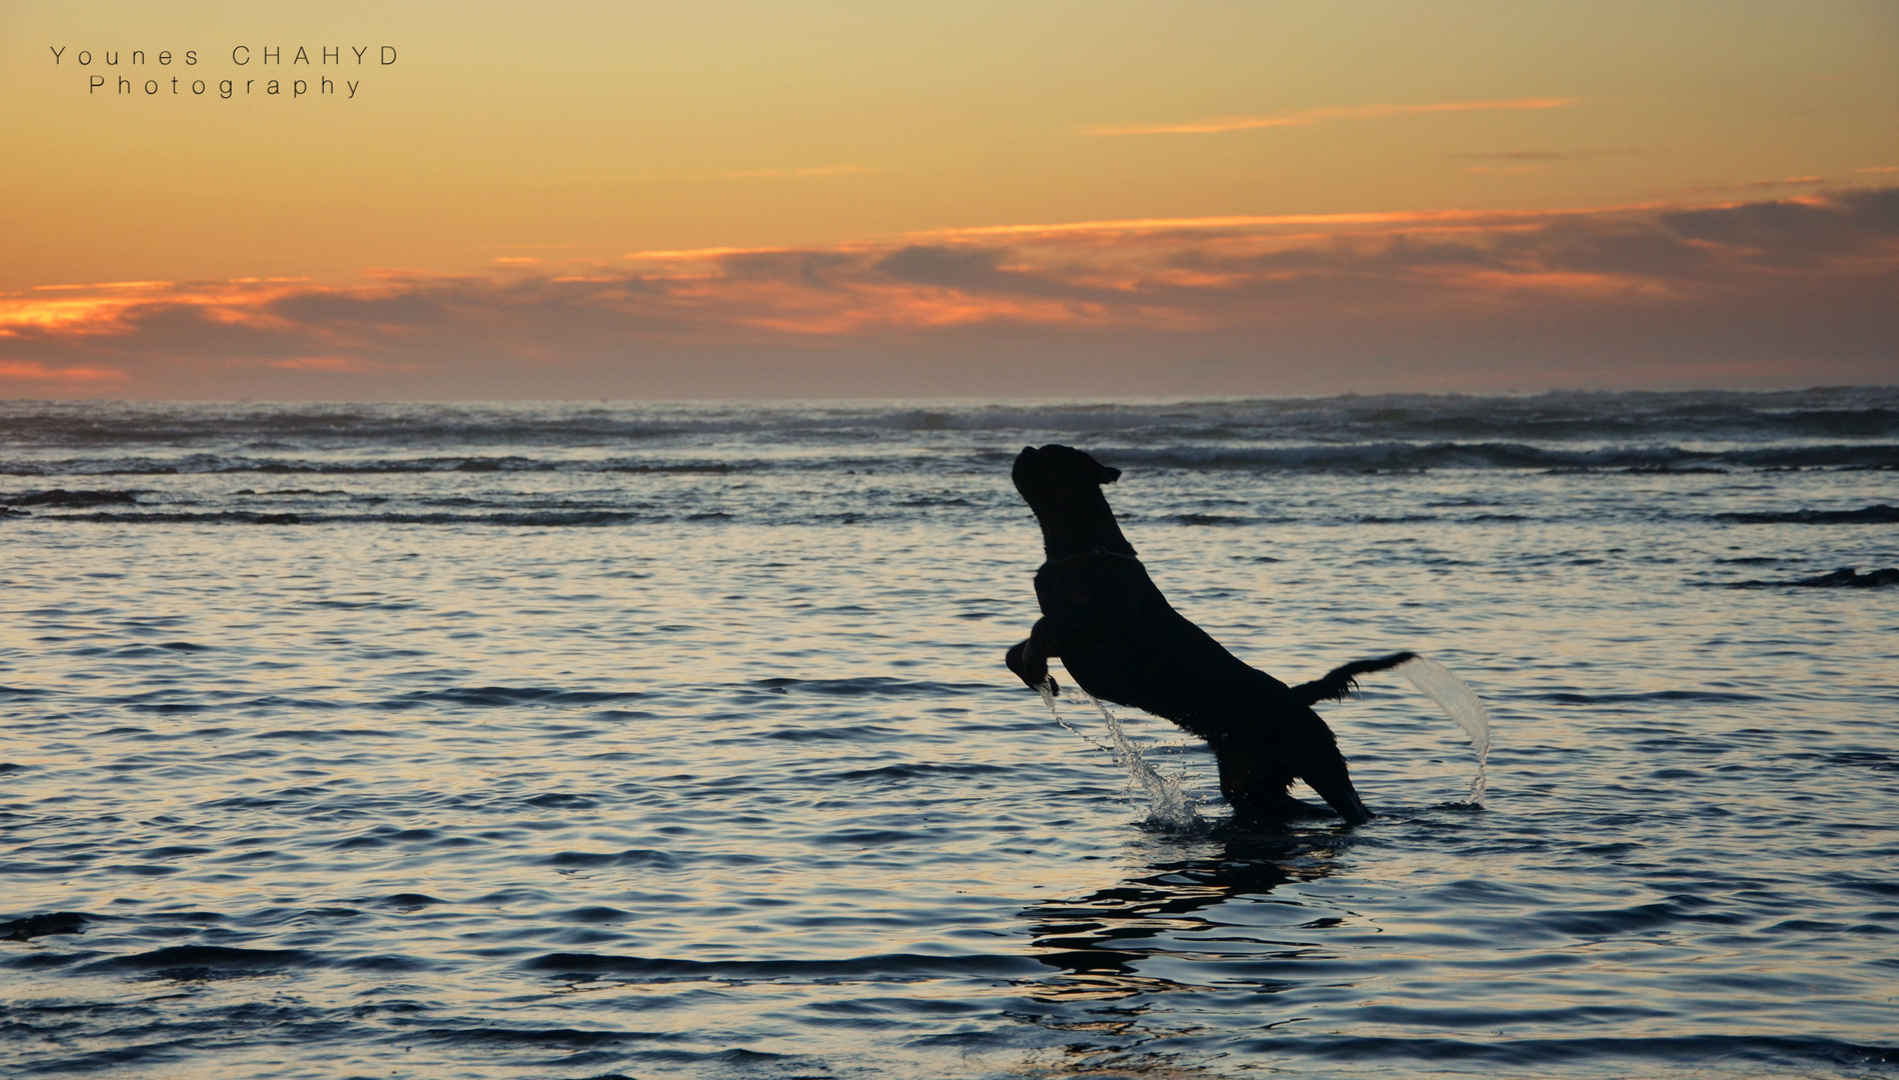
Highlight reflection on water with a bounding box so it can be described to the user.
[1021,827,1358,1004]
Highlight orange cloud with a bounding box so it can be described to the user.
[2,278,340,344]
[0,359,125,385]
[1,296,140,336]
[4,188,1894,398]
[1084,97,1577,136]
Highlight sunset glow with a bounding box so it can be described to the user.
[3,0,1895,397]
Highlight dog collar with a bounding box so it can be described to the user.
[1041,546,1142,568]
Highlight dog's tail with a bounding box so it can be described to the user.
[1289,652,1417,707]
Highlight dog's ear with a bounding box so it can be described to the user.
[1097,464,1121,485]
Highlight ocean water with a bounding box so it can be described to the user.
[2,388,1896,1079]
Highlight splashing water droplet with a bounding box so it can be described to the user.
[1039,682,1196,828]
[1394,656,1492,805]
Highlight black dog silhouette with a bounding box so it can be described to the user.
[1005,444,1410,825]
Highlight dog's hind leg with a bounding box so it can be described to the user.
[1288,652,1416,707]
[1005,617,1062,694]
[1206,735,1328,821]
[1214,711,1375,825]
[1295,744,1375,825]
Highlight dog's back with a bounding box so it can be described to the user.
[1033,553,1262,726]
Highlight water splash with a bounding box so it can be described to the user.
[1039,683,1197,828]
[1394,656,1492,804]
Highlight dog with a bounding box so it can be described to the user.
[1005,444,1411,825]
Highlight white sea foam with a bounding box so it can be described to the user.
[1395,655,1492,804]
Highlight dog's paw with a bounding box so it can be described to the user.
[1006,639,1053,692]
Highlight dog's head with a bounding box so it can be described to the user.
[1012,444,1122,525]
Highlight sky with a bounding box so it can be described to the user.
[2,1,1896,400]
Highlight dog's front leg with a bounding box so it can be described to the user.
[1005,618,1062,694]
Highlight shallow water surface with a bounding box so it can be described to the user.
[3,391,1897,1078]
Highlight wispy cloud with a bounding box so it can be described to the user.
[908,205,1620,240]
[719,165,879,179]
[622,245,796,261]
[0,359,123,383]
[267,355,423,373]
[1449,148,1638,161]
[1679,175,1827,194]
[1084,97,1576,136]
[1451,151,1573,161]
